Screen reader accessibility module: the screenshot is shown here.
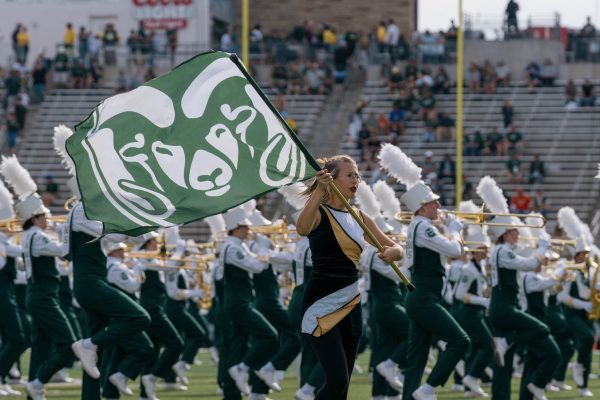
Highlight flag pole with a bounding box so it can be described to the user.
[228,54,414,291]
[455,0,464,207]
[241,0,249,67]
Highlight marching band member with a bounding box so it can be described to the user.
[247,207,300,398]
[557,237,596,397]
[399,182,469,400]
[163,232,206,387]
[487,216,560,400]
[0,181,26,396]
[361,215,406,400]
[221,206,278,396]
[296,156,403,400]
[135,232,184,400]
[454,227,493,397]
[0,156,98,400]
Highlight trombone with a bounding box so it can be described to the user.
[395,204,546,228]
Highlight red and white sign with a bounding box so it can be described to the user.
[131,0,194,30]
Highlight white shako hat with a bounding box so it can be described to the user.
[488,215,520,240]
[15,194,49,221]
[0,155,49,221]
[135,230,160,251]
[242,199,271,227]
[465,228,490,251]
[575,236,591,254]
[400,182,440,213]
[101,240,127,256]
[224,206,253,231]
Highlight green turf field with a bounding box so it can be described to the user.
[13,350,600,399]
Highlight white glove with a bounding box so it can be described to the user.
[472,297,490,309]
[447,220,464,234]
[537,238,550,255]
[573,299,592,312]
[187,288,204,299]
[554,266,566,280]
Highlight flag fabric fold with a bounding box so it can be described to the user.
[66,51,319,235]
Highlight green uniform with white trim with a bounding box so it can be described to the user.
[402,216,470,400]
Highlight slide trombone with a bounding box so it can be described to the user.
[395,205,546,229]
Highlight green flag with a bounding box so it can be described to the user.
[66,51,319,235]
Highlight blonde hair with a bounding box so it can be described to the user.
[301,155,357,199]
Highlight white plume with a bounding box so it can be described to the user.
[476,176,509,214]
[163,226,180,246]
[241,199,256,215]
[377,143,422,189]
[0,180,15,219]
[459,200,480,213]
[0,156,37,201]
[372,180,400,219]
[53,125,76,175]
[205,214,226,236]
[557,207,593,243]
[525,213,549,239]
[277,183,306,210]
[596,163,600,179]
[355,182,380,217]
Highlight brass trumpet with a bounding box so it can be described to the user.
[0,214,68,233]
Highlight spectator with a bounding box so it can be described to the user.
[249,24,263,54]
[506,153,524,183]
[437,112,454,141]
[581,16,596,38]
[565,79,577,107]
[166,28,178,66]
[467,62,481,94]
[88,33,102,61]
[418,87,436,120]
[304,62,327,95]
[102,23,119,66]
[377,113,390,136]
[53,46,70,88]
[30,58,47,104]
[357,123,373,156]
[482,60,497,94]
[580,79,596,106]
[462,179,475,201]
[505,0,520,35]
[539,58,557,86]
[333,41,352,83]
[532,188,549,217]
[464,129,484,156]
[422,151,436,176]
[13,96,27,135]
[529,155,545,184]
[286,63,304,95]
[11,23,21,62]
[115,70,128,93]
[348,100,367,140]
[495,61,511,87]
[322,25,337,51]
[433,66,450,94]
[393,88,415,119]
[5,110,19,153]
[501,99,514,128]
[41,174,59,207]
[404,59,419,80]
[388,103,405,137]
[15,25,30,66]
[4,68,22,109]
[426,172,447,206]
[386,19,400,62]
[437,154,456,183]
[376,21,387,53]
[525,61,540,91]
[78,26,89,61]
[63,23,76,56]
[89,58,104,88]
[505,123,524,154]
[386,65,404,93]
[510,187,531,214]
[271,63,288,94]
[484,127,504,155]
[70,58,88,88]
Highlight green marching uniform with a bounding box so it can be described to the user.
[164,267,207,369]
[58,262,83,341]
[248,235,300,396]
[290,236,324,400]
[401,215,470,400]
[68,201,153,400]
[544,290,574,389]
[212,255,242,400]
[13,268,31,378]
[454,257,493,395]
[23,225,77,385]
[520,271,560,399]
[488,240,560,400]
[362,243,407,399]
[221,234,279,394]
[0,237,26,391]
[559,264,596,393]
[136,253,184,398]
[301,204,365,400]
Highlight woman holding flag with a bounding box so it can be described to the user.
[296,155,404,400]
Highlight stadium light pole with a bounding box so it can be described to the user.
[242,0,249,67]
[455,0,464,207]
